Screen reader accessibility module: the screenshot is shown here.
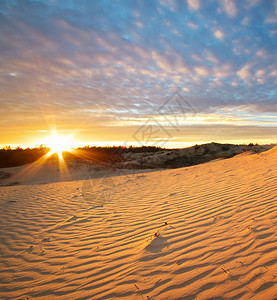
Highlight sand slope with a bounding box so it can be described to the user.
[0,147,277,299]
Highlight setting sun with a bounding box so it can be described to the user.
[46,131,75,158]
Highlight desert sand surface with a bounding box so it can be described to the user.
[0,147,277,299]
[0,160,153,186]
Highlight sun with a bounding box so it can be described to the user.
[46,131,75,158]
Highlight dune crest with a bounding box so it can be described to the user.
[262,144,277,156]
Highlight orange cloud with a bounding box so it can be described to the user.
[237,64,252,80]
[194,66,209,76]
[214,29,224,40]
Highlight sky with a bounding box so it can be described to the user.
[0,0,277,149]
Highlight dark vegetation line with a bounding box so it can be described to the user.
[0,146,50,168]
[0,145,164,168]
[0,143,263,169]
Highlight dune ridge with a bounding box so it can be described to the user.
[0,147,277,299]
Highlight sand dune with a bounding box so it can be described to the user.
[1,143,273,187]
[0,147,277,299]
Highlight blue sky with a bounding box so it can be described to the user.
[0,0,276,147]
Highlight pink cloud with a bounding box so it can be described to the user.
[222,0,237,17]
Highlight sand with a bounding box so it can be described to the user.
[0,147,277,299]
[0,159,152,186]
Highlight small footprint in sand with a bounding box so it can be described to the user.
[212,215,222,222]
[236,260,245,266]
[42,237,51,243]
[40,249,45,255]
[27,245,34,253]
[247,226,257,232]
[168,193,176,197]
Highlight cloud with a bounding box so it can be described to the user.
[256,49,267,58]
[187,0,200,10]
[205,50,219,64]
[0,0,277,146]
[270,69,277,77]
[159,0,177,11]
[213,64,232,78]
[222,0,237,17]
[194,66,209,76]
[255,69,266,77]
[187,22,198,30]
[214,29,224,40]
[237,64,252,80]
[245,0,260,8]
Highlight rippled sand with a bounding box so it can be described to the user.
[1,147,277,299]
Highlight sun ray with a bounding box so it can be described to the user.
[6,151,54,184]
[8,131,79,184]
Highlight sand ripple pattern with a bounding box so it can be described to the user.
[0,149,277,299]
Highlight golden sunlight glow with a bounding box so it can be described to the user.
[46,131,75,158]
[11,131,75,185]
